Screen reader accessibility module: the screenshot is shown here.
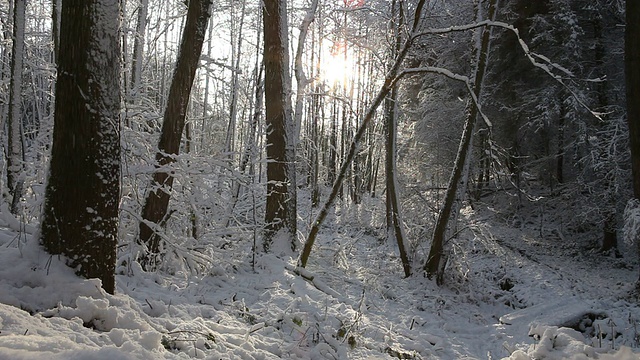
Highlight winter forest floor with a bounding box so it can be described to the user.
[1,190,640,359]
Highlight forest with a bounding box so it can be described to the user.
[1,0,640,358]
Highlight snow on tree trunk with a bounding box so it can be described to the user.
[7,0,26,215]
[130,0,148,102]
[223,0,245,171]
[41,0,121,294]
[138,0,212,269]
[293,0,318,143]
[262,0,297,254]
[384,0,411,277]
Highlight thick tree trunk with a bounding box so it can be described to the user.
[41,0,121,294]
[7,0,26,214]
[0,1,14,157]
[139,0,212,268]
[424,0,497,280]
[591,12,619,253]
[625,0,640,283]
[263,0,297,253]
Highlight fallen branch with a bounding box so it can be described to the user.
[284,264,343,300]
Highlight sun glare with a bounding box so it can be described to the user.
[320,40,353,87]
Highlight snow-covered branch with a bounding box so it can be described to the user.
[413,20,600,119]
[400,66,492,128]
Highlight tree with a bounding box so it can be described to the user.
[129,0,149,102]
[385,0,411,277]
[262,0,297,252]
[625,0,640,282]
[138,0,213,268]
[40,0,121,294]
[52,0,61,61]
[424,0,498,280]
[7,0,26,214]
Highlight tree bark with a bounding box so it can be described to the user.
[52,0,61,62]
[41,0,121,294]
[262,0,297,253]
[139,0,212,268]
[7,0,26,214]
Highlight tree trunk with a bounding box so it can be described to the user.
[424,0,497,280]
[225,64,264,228]
[263,0,297,253]
[130,0,148,102]
[293,0,319,142]
[224,0,246,169]
[41,0,121,295]
[556,98,565,184]
[52,0,61,62]
[7,0,26,215]
[385,0,411,277]
[592,12,619,253]
[625,0,640,283]
[139,0,212,268]
[0,1,14,163]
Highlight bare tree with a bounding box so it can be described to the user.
[293,0,319,141]
[41,0,121,294]
[138,0,212,268]
[262,0,297,252]
[424,0,498,280]
[130,0,149,102]
[385,0,411,277]
[7,0,26,214]
[52,0,61,61]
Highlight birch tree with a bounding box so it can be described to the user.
[40,0,121,294]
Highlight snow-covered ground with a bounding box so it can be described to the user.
[1,193,640,359]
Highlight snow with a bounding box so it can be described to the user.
[1,193,640,359]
